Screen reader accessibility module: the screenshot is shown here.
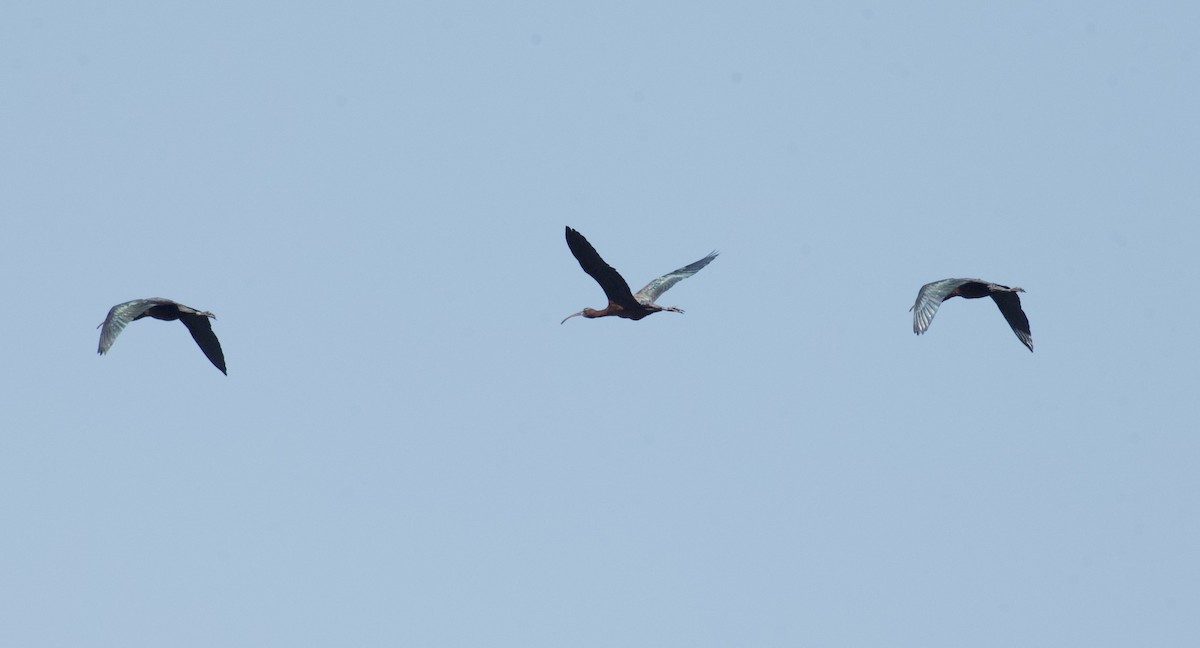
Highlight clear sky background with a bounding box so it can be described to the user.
[3,2,1198,646]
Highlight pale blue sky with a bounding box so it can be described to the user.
[2,2,1199,646]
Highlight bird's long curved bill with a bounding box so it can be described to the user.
[560,311,584,324]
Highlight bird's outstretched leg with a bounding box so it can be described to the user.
[663,306,685,314]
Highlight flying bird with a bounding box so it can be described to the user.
[561,226,717,323]
[98,298,227,374]
[910,278,1033,352]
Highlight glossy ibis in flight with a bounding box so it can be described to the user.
[561,226,717,323]
[910,278,1033,352]
[98,298,228,374]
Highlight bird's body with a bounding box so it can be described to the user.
[910,278,1033,352]
[98,298,227,374]
[561,226,717,323]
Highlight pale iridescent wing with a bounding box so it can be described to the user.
[910,278,972,335]
[990,290,1034,352]
[633,251,718,305]
[97,298,169,354]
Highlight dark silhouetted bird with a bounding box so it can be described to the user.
[562,226,717,323]
[98,298,227,374]
[910,278,1033,352]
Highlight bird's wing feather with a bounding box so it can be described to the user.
[180,313,228,374]
[634,251,718,305]
[990,291,1034,352]
[97,299,160,354]
[565,227,641,309]
[910,278,972,334]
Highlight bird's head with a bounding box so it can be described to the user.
[560,308,597,324]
